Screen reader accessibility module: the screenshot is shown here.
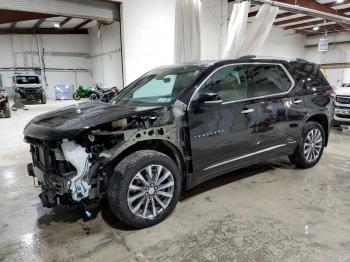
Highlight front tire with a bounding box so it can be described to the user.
[73,93,81,100]
[108,150,181,229]
[289,121,325,168]
[40,92,47,104]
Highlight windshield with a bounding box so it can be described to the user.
[114,66,204,106]
[15,76,40,85]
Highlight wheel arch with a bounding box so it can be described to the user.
[107,139,187,185]
[306,113,329,146]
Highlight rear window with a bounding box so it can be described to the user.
[289,62,330,89]
[15,76,40,85]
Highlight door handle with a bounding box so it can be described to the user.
[293,99,303,104]
[241,108,255,114]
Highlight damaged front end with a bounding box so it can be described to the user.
[26,138,97,208]
[24,100,189,212]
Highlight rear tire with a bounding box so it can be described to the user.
[90,94,98,100]
[289,121,325,168]
[4,102,11,118]
[108,150,181,229]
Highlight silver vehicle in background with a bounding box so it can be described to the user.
[13,74,46,104]
[334,83,350,127]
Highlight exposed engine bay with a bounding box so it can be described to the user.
[24,100,190,212]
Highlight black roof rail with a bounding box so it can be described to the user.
[238,55,297,61]
[238,55,256,60]
[296,58,308,62]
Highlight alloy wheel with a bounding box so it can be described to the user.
[304,128,323,163]
[127,165,175,219]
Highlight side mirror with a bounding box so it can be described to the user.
[197,92,223,106]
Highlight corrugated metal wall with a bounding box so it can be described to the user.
[0,0,119,22]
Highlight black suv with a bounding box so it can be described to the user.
[24,57,334,228]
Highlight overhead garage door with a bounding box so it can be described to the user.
[0,0,120,22]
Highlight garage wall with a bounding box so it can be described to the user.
[200,0,228,60]
[120,0,228,85]
[305,32,350,87]
[121,0,176,84]
[120,0,306,85]
[0,34,92,98]
[89,21,124,90]
[256,26,305,59]
[40,35,92,98]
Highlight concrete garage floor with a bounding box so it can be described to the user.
[1,100,350,262]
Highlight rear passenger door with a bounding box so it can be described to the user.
[248,64,301,152]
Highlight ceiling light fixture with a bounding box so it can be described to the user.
[313,26,319,31]
[53,22,60,28]
[336,0,344,4]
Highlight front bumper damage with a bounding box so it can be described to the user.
[26,138,102,209]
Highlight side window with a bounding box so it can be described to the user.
[198,65,253,102]
[277,66,292,92]
[249,65,291,97]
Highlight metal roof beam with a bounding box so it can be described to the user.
[251,0,350,29]
[0,28,88,34]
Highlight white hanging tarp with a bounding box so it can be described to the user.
[223,3,279,59]
[238,4,279,56]
[174,0,201,63]
[222,1,250,59]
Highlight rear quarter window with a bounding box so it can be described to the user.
[289,62,330,90]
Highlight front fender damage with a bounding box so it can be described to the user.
[78,100,190,202]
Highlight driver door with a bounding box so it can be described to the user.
[187,64,258,183]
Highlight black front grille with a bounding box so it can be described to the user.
[336,96,350,104]
[30,143,76,194]
[31,144,51,171]
[30,144,76,174]
[24,88,38,94]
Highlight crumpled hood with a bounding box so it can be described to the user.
[336,88,350,96]
[24,101,161,140]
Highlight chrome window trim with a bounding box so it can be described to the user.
[203,144,287,171]
[188,62,296,109]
